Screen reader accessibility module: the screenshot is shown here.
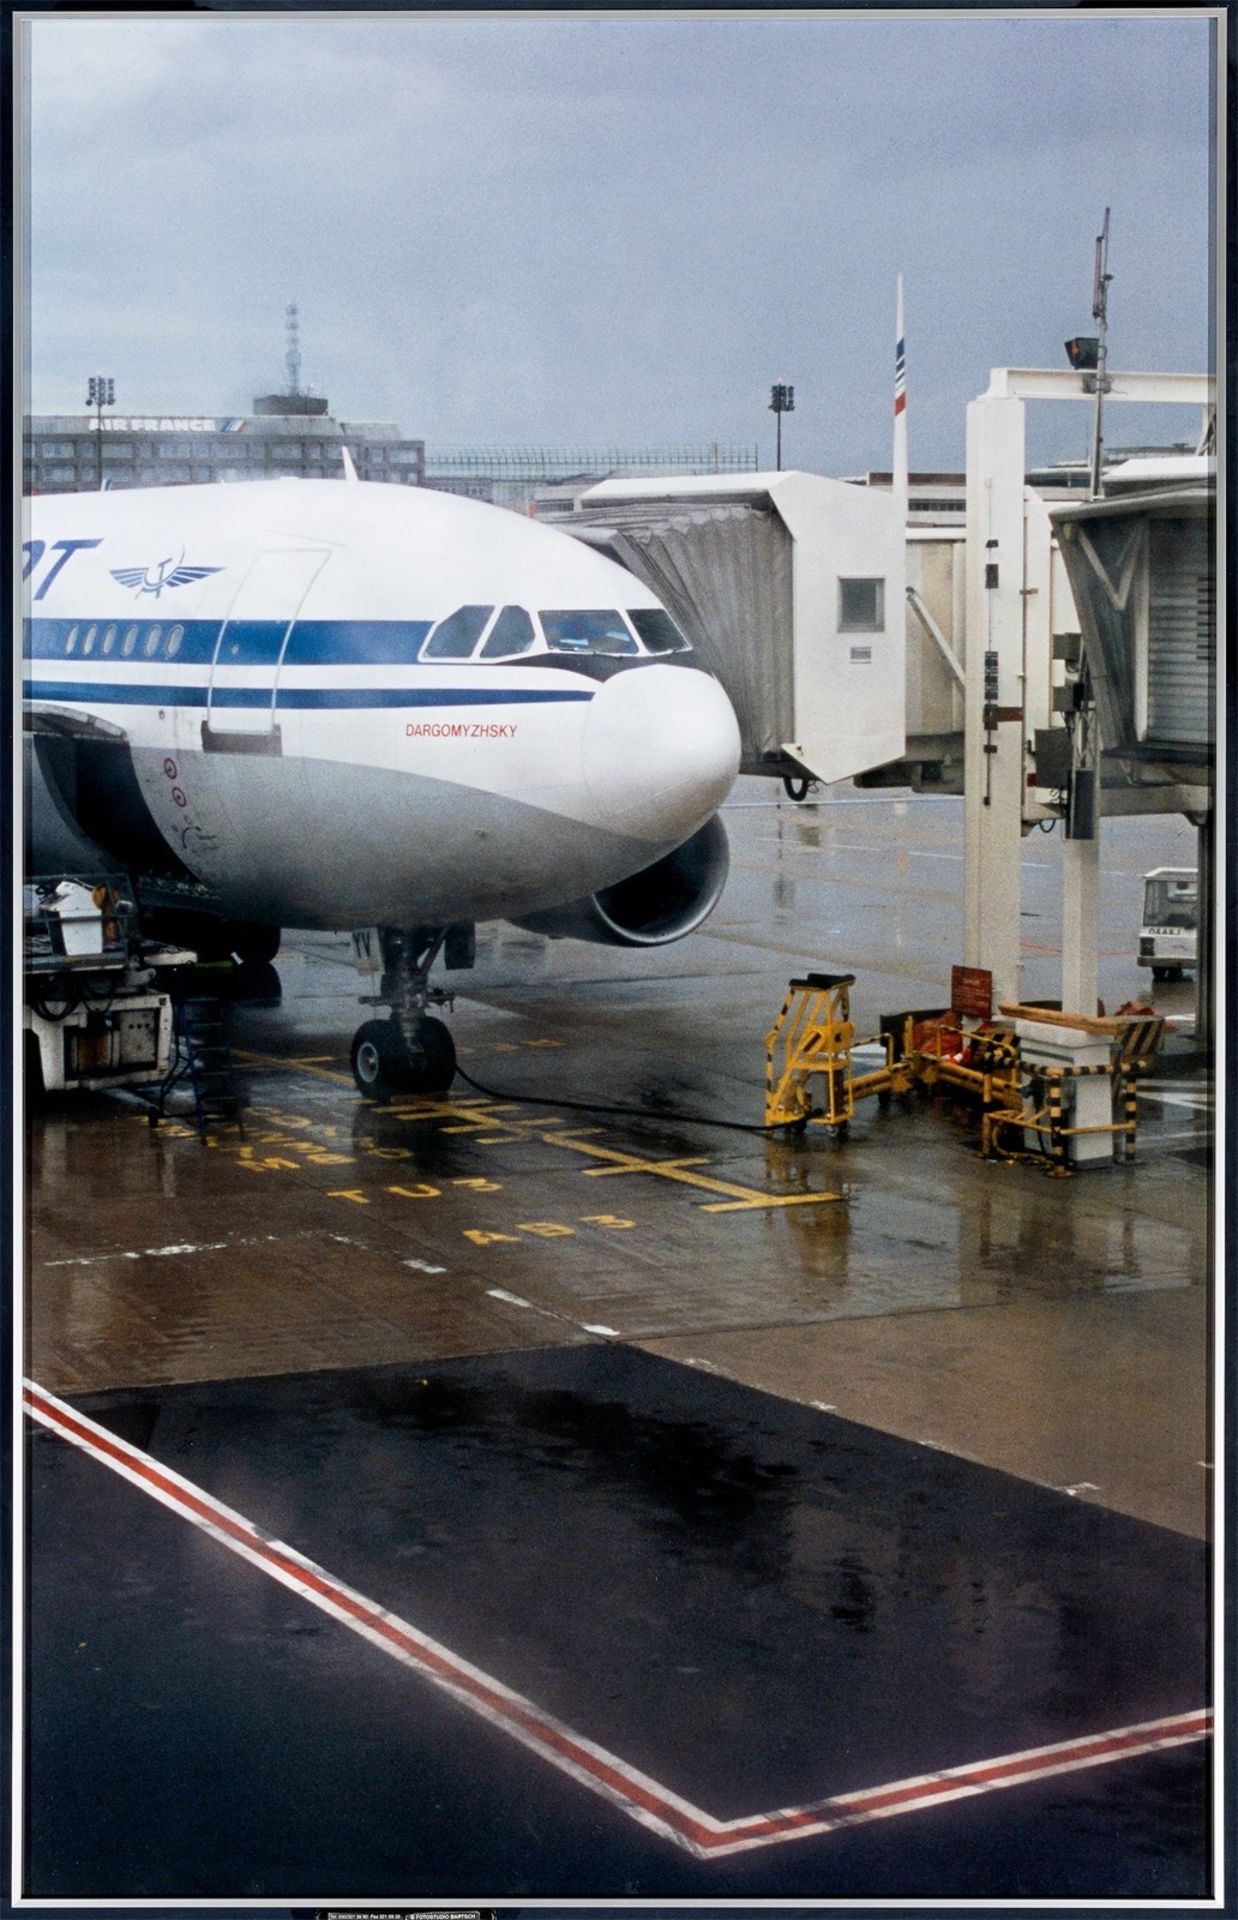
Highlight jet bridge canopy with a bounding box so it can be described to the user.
[1051,467,1215,787]
[566,472,905,785]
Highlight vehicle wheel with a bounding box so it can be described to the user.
[350,1019,402,1102]
[1151,966,1169,983]
[24,1031,45,1102]
[232,922,281,965]
[405,1015,457,1092]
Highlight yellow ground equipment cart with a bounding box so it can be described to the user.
[765,973,912,1136]
[765,976,1164,1172]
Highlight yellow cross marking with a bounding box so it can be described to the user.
[551,1133,841,1210]
[234,1048,351,1085]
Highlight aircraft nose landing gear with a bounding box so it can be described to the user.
[349,926,458,1101]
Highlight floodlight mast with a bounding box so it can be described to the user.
[769,382,795,470]
[85,374,115,490]
[1089,208,1112,499]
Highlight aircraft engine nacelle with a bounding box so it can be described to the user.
[513,815,728,948]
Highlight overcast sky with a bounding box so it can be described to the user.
[21,9,1216,473]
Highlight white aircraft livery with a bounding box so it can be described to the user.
[23,476,741,1096]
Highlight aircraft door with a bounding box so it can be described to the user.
[204,547,329,750]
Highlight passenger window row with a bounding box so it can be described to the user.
[421,604,691,661]
[50,605,691,666]
[63,622,185,660]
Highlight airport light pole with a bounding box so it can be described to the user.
[769,383,794,470]
[86,375,115,490]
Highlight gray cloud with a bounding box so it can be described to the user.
[23,12,1215,473]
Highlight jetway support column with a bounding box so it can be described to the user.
[964,394,1026,1006]
[1191,808,1213,1049]
[1061,833,1100,1017]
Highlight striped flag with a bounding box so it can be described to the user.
[893,273,908,524]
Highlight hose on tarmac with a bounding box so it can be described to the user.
[451,1060,785,1136]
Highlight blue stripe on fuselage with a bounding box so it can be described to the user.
[24,617,436,667]
[24,679,593,710]
[23,616,599,710]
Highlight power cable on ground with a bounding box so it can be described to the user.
[451,1059,783,1135]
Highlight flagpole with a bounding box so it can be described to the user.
[893,274,908,529]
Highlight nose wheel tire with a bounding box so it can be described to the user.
[407,1014,457,1091]
[351,1020,402,1102]
[350,1015,457,1100]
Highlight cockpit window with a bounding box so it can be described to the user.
[539,610,639,655]
[628,608,692,655]
[422,605,494,659]
[479,606,537,659]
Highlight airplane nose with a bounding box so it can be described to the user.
[583,664,741,840]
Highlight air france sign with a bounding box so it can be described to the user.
[86,417,246,432]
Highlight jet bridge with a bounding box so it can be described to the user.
[566,472,905,786]
[1050,462,1215,787]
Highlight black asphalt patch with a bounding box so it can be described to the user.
[25,1345,1210,1900]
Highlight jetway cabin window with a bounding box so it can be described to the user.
[479,606,536,659]
[540,610,639,656]
[627,608,692,655]
[838,577,885,633]
[422,605,495,659]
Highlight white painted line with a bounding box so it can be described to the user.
[23,1380,1211,1862]
[44,1236,271,1268]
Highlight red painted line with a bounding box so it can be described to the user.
[24,1378,1211,1862]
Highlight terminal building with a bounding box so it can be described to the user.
[25,306,427,496]
[23,411,757,508]
[23,398,426,495]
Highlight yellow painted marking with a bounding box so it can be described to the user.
[440,1109,523,1137]
[550,1133,841,1211]
[452,1177,503,1193]
[581,1155,712,1179]
[581,1214,636,1230]
[234,1048,352,1085]
[463,1228,518,1247]
[303,1152,354,1166]
[364,1145,414,1162]
[219,1055,844,1215]
[261,1157,302,1171]
[518,1221,575,1239]
[328,1189,371,1206]
[387,1183,440,1200]
[699,1192,845,1213]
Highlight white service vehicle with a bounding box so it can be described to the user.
[23,878,189,1095]
[1137,868,1198,982]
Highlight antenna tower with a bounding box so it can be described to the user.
[1088,210,1111,498]
[285,302,302,398]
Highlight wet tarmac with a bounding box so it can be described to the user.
[20,784,1215,1904]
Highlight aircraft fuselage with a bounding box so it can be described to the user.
[23,479,741,932]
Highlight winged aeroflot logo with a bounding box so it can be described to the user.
[110,551,222,598]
